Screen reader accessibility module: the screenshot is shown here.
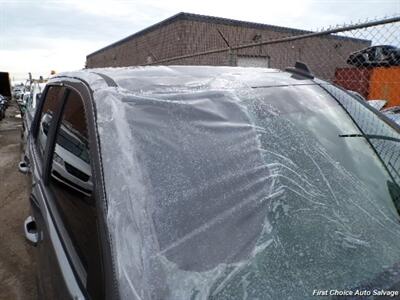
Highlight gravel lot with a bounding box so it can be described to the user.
[0,100,36,300]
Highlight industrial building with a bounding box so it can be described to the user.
[86,12,370,79]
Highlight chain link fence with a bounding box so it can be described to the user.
[143,15,400,109]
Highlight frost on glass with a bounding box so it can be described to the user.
[93,68,400,300]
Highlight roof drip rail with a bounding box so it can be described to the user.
[90,72,118,87]
[285,61,314,79]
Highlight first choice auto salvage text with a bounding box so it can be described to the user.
[313,289,399,297]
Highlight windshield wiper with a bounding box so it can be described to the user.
[339,133,400,143]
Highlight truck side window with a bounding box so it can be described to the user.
[36,86,65,158]
[48,88,103,299]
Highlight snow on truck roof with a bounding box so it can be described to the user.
[50,65,317,94]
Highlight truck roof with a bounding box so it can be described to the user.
[50,65,318,95]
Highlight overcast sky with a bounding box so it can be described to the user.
[1,0,399,82]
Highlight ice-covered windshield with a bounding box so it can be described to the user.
[96,81,400,300]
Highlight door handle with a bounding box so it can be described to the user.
[24,216,39,246]
[18,160,30,174]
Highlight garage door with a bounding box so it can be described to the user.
[237,56,270,68]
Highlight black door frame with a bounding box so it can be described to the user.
[29,77,117,299]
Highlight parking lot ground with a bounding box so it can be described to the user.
[0,101,36,300]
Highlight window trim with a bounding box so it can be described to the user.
[31,83,65,141]
[32,84,68,171]
[40,81,107,299]
[79,79,119,300]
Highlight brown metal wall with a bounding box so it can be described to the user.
[86,19,370,80]
[86,20,187,68]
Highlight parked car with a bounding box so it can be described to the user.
[12,85,25,100]
[0,94,7,120]
[386,113,400,125]
[382,105,400,114]
[347,45,400,67]
[367,99,387,111]
[347,90,365,101]
[378,106,400,126]
[20,66,400,300]
[18,91,30,108]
